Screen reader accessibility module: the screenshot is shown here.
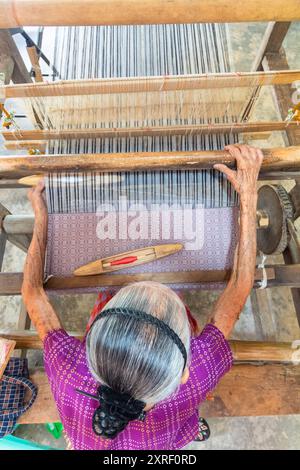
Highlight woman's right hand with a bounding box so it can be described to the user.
[213,144,263,201]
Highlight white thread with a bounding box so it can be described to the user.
[43,274,53,284]
[257,252,267,289]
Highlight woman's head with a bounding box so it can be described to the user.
[86,282,191,407]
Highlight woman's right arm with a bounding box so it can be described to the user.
[22,181,62,341]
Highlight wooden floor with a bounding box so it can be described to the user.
[20,363,300,424]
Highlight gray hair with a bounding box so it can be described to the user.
[86,281,190,405]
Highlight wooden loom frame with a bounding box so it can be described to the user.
[1,0,300,26]
[1,12,300,424]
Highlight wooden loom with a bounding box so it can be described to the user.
[1,3,300,425]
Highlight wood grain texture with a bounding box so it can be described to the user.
[6,264,300,296]
[16,172,300,186]
[0,203,31,252]
[283,220,300,327]
[3,70,300,98]
[242,22,292,121]
[3,214,35,234]
[0,337,16,379]
[251,290,277,341]
[251,22,291,72]
[0,178,28,188]
[1,330,298,363]
[1,147,300,177]
[263,50,300,146]
[4,140,46,152]
[18,364,300,424]
[3,121,300,142]
[74,244,183,276]
[0,29,31,84]
[26,46,43,82]
[0,266,285,295]
[15,300,31,359]
[18,369,60,424]
[200,363,300,418]
[1,0,300,28]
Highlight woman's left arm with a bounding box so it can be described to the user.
[22,181,62,341]
[210,144,263,338]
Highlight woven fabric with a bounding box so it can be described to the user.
[43,21,239,288]
[44,23,239,154]
[45,206,238,291]
[0,359,38,438]
[44,324,233,450]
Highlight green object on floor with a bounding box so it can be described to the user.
[46,422,63,439]
[0,434,53,450]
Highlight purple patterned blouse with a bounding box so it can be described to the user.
[44,324,232,450]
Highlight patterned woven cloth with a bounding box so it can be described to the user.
[45,207,238,290]
[0,359,38,438]
[44,323,233,450]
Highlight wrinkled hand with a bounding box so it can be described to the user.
[214,144,263,199]
[28,179,47,218]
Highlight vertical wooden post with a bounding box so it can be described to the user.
[251,290,277,341]
[241,22,293,124]
[283,219,300,326]
[251,22,292,72]
[0,29,32,84]
[16,301,31,359]
[26,45,44,82]
[0,218,7,272]
[0,204,32,357]
[262,50,300,146]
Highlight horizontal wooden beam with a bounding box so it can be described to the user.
[18,363,300,424]
[0,203,31,253]
[1,0,300,28]
[0,268,274,295]
[0,178,28,188]
[1,146,300,177]
[44,264,300,290]
[258,171,300,180]
[1,135,274,152]
[2,173,297,186]
[1,330,78,350]
[3,70,300,99]
[2,329,298,363]
[2,214,34,234]
[3,121,300,143]
[200,363,300,418]
[4,140,47,152]
[5,264,300,295]
[230,340,299,363]
[0,210,271,234]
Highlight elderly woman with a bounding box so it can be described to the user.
[22,144,263,450]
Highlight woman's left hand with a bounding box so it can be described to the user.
[214,144,263,201]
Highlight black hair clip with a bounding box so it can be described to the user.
[75,385,146,439]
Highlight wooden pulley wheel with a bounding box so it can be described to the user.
[257,184,294,255]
